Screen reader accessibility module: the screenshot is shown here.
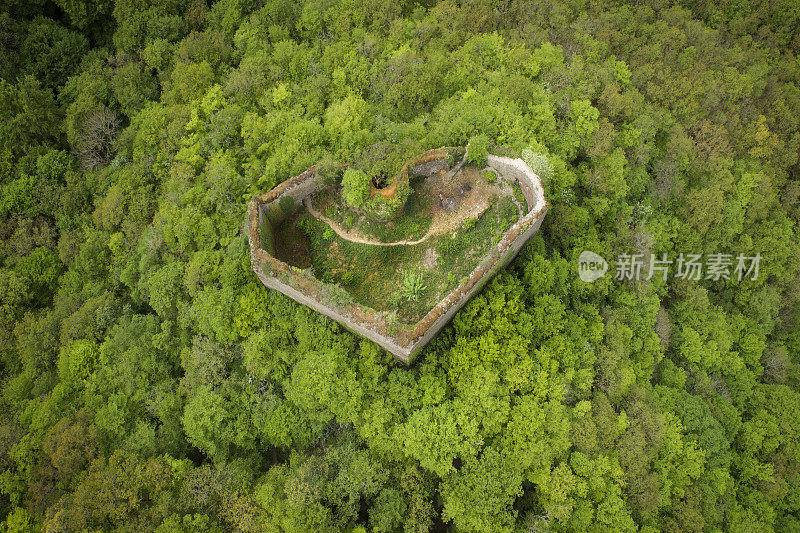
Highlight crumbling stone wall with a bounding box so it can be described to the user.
[487,154,541,209]
[247,152,548,363]
[411,158,449,177]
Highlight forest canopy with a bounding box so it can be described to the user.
[0,0,799,531]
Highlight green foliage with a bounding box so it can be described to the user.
[324,93,371,157]
[20,17,89,89]
[1,1,799,532]
[521,147,554,183]
[324,283,353,308]
[167,61,215,104]
[111,62,159,117]
[15,246,63,307]
[400,400,478,477]
[52,0,113,31]
[278,195,295,215]
[467,134,489,167]
[57,339,99,384]
[441,446,523,532]
[341,167,370,208]
[0,76,60,179]
[401,269,425,302]
[363,178,412,220]
[315,153,343,186]
[146,261,184,318]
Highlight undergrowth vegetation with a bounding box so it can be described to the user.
[298,192,519,322]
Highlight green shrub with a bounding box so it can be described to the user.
[342,167,370,208]
[264,202,285,224]
[437,234,462,257]
[445,146,465,167]
[401,269,426,302]
[387,179,412,218]
[467,135,489,167]
[278,195,295,215]
[482,169,496,184]
[260,260,275,275]
[521,148,554,183]
[324,283,353,307]
[297,215,312,234]
[369,151,406,181]
[388,291,402,308]
[316,153,343,186]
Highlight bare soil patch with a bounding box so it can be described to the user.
[423,248,438,270]
[421,165,498,237]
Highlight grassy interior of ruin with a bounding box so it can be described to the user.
[268,164,526,325]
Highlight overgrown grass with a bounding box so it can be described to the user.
[296,194,519,324]
[430,196,518,299]
[510,180,529,213]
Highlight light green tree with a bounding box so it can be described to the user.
[341,167,370,209]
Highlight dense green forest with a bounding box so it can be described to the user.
[0,0,799,531]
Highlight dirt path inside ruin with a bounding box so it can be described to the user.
[304,197,431,246]
[304,166,512,247]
